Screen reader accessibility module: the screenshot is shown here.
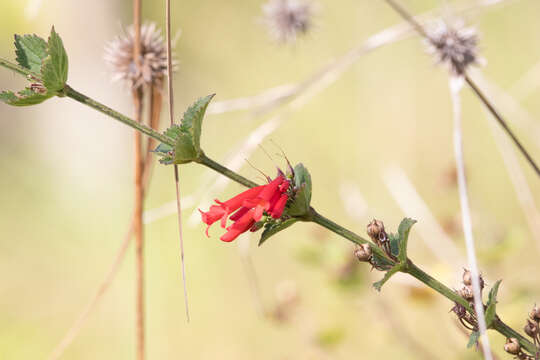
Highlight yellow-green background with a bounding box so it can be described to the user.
[1,0,540,359]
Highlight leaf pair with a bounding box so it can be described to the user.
[1,27,69,106]
[154,94,215,164]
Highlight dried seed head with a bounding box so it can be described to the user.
[104,22,172,89]
[504,338,520,355]
[462,269,484,290]
[462,268,472,286]
[426,19,481,76]
[262,0,314,43]
[458,286,474,301]
[354,243,372,262]
[524,319,538,338]
[529,304,540,322]
[367,219,385,242]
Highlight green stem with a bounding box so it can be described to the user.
[64,85,174,146]
[0,57,35,78]
[309,208,394,264]
[198,153,258,188]
[492,318,536,355]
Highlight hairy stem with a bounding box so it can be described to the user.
[64,85,173,146]
[198,153,258,188]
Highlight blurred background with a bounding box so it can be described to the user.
[1,0,540,358]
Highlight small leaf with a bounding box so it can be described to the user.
[485,280,502,328]
[259,218,298,246]
[287,163,312,216]
[388,233,400,258]
[467,331,480,348]
[397,218,416,262]
[0,89,53,106]
[41,26,68,93]
[180,94,215,152]
[373,264,401,291]
[14,34,48,75]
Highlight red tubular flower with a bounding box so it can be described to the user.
[199,174,291,242]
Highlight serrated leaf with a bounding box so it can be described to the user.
[467,331,479,348]
[14,34,48,75]
[259,218,298,246]
[287,163,312,216]
[485,280,502,328]
[173,133,198,164]
[0,89,53,106]
[180,94,214,151]
[373,264,401,291]
[397,218,416,262]
[41,26,68,93]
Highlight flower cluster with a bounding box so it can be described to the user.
[505,304,540,359]
[200,174,290,242]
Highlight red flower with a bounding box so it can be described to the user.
[200,175,290,242]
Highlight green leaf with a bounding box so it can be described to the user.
[179,94,215,151]
[467,331,479,348]
[370,251,394,271]
[41,26,68,93]
[259,218,298,246]
[287,163,312,216]
[0,88,53,106]
[174,133,198,164]
[14,34,48,75]
[373,264,401,291]
[397,218,416,262]
[485,280,502,328]
[388,233,400,258]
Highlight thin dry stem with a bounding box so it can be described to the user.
[450,78,492,360]
[166,0,190,322]
[132,1,145,358]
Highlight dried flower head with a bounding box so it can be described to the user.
[426,19,481,76]
[262,0,314,43]
[529,304,540,322]
[462,268,484,290]
[104,22,171,89]
[354,243,372,262]
[524,319,538,338]
[504,338,520,355]
[458,286,474,301]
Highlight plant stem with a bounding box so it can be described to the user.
[308,208,395,265]
[198,154,259,188]
[0,57,34,77]
[64,85,173,146]
[464,74,540,177]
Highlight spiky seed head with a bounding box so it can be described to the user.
[504,338,520,355]
[262,0,314,43]
[426,19,481,76]
[104,22,172,89]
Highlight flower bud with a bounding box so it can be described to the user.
[367,219,385,242]
[458,286,474,301]
[529,304,540,322]
[504,338,520,355]
[524,319,538,338]
[354,244,372,262]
